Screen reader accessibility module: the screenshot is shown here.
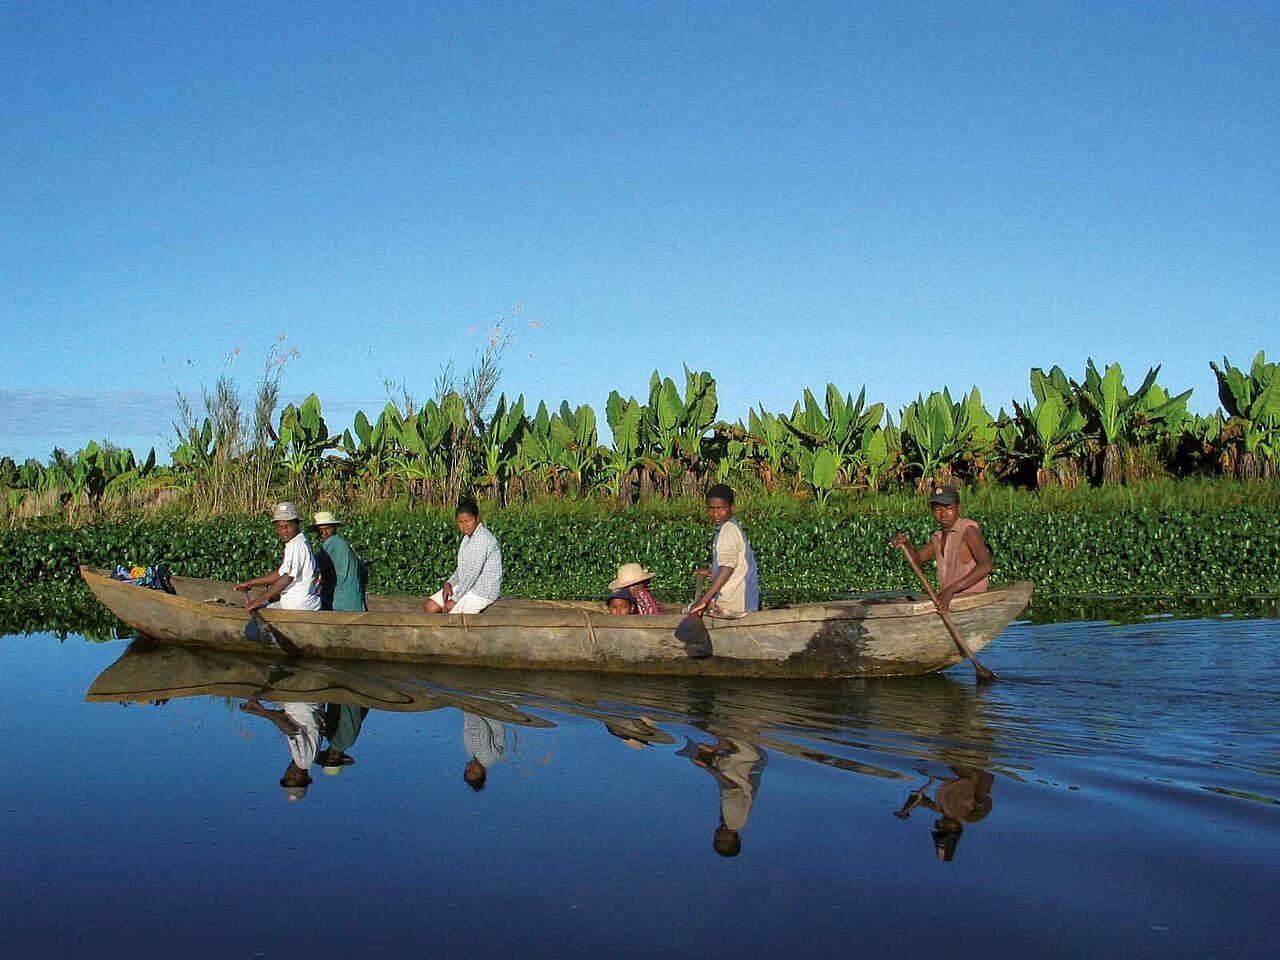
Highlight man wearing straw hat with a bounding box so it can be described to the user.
[312,510,367,612]
[235,501,323,612]
[608,562,665,614]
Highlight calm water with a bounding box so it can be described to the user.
[2,615,1278,959]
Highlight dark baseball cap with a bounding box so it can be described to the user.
[929,483,960,506]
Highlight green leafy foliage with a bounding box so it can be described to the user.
[4,496,1278,636]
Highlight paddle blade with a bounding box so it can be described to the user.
[244,615,273,646]
[674,615,713,658]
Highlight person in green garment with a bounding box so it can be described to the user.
[311,511,367,612]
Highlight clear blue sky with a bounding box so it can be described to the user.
[3,1,1276,461]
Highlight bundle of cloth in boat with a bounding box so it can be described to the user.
[111,563,175,594]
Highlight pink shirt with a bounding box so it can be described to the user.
[631,586,664,615]
[929,518,989,594]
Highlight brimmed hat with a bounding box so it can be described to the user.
[609,563,655,590]
[271,501,302,522]
[311,511,343,527]
[928,483,959,506]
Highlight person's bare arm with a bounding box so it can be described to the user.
[889,532,936,566]
[239,698,301,737]
[690,567,733,614]
[245,573,292,611]
[235,571,276,592]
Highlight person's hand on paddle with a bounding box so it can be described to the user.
[937,585,957,612]
[888,531,910,548]
[687,596,712,616]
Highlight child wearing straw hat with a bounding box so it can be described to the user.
[608,563,665,614]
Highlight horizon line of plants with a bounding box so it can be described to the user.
[3,348,1278,524]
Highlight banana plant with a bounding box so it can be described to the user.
[549,401,598,495]
[69,442,107,502]
[601,391,645,501]
[745,406,799,493]
[339,404,399,486]
[389,397,460,501]
[277,393,339,496]
[641,368,718,496]
[899,388,989,488]
[784,384,886,491]
[522,401,598,495]
[475,393,527,502]
[860,418,894,491]
[796,446,839,506]
[17,459,52,494]
[1074,361,1192,484]
[706,422,750,484]
[1011,396,1087,488]
[1209,351,1280,478]
[103,446,158,498]
[171,417,215,474]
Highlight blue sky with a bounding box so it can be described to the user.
[3,1,1276,461]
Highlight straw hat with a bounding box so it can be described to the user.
[609,563,655,590]
[271,501,302,522]
[311,511,343,527]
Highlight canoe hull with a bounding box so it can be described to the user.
[79,567,1032,678]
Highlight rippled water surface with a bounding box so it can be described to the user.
[3,615,1278,959]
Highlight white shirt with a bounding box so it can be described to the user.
[278,533,322,611]
[281,702,324,768]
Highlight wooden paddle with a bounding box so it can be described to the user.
[244,607,276,645]
[895,542,998,683]
[674,575,713,658]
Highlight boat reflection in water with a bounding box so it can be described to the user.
[86,640,1007,851]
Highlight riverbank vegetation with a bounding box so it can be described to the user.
[2,349,1277,622]
[3,350,1278,524]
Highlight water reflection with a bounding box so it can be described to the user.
[87,640,1013,847]
[893,765,996,862]
[678,733,767,857]
[239,698,323,800]
[462,711,506,790]
[317,703,368,772]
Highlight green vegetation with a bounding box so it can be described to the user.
[2,483,1277,637]
[2,348,1278,633]
[3,352,1279,525]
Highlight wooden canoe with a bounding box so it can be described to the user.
[79,566,1032,678]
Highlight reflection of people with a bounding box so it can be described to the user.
[603,715,671,749]
[680,734,767,857]
[424,497,503,614]
[461,711,506,791]
[690,485,759,616]
[239,698,324,801]
[608,563,664,614]
[889,484,992,611]
[316,703,369,773]
[894,765,995,862]
[234,501,323,612]
[312,511,367,612]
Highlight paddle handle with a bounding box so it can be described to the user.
[895,542,998,682]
